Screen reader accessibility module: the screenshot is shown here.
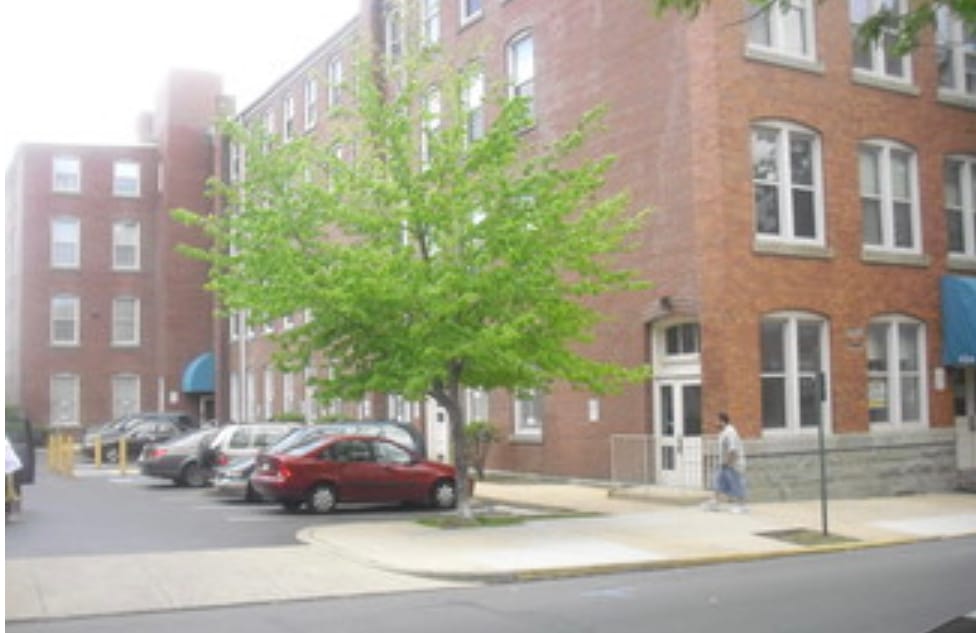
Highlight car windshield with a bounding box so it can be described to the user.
[265,426,326,454]
[166,429,216,448]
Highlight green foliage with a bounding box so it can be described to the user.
[272,411,306,422]
[464,420,502,480]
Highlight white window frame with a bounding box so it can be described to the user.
[947,155,976,261]
[282,95,295,142]
[264,367,275,420]
[464,67,485,143]
[50,373,80,426]
[51,294,80,346]
[859,139,921,255]
[52,155,81,193]
[760,312,831,434]
[112,296,140,346]
[867,315,927,427]
[746,0,817,62]
[51,216,80,269]
[283,373,296,414]
[936,8,976,101]
[460,0,483,26]
[464,388,489,423]
[514,389,543,438]
[508,31,535,120]
[385,6,404,65]
[327,56,343,109]
[850,0,913,84]
[304,75,318,130]
[112,220,140,270]
[422,0,440,46]
[421,87,441,168]
[111,373,140,420]
[112,160,141,197]
[751,121,825,247]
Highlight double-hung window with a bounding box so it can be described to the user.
[465,388,489,422]
[52,156,80,193]
[421,87,441,168]
[760,313,830,432]
[111,374,140,420]
[464,68,485,143]
[112,296,140,346]
[50,374,80,426]
[514,390,543,438]
[746,0,816,62]
[508,31,535,121]
[304,76,318,130]
[385,7,403,66]
[859,139,920,255]
[751,121,824,246]
[867,316,926,426]
[850,0,912,84]
[282,95,295,142]
[422,0,440,46]
[947,155,976,260]
[936,8,976,100]
[327,57,343,109]
[51,217,80,269]
[51,294,80,346]
[113,160,141,197]
[112,220,140,270]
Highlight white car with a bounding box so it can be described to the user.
[206,423,300,470]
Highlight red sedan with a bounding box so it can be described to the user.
[250,434,457,513]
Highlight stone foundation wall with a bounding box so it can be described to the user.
[742,429,957,502]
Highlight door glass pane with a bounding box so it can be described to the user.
[660,385,674,436]
[900,376,920,422]
[683,385,702,436]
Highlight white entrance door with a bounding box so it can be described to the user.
[655,380,703,488]
[425,398,451,463]
[954,368,976,470]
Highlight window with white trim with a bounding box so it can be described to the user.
[385,6,404,65]
[111,374,140,420]
[465,388,489,422]
[947,155,976,259]
[464,67,485,143]
[327,56,343,109]
[51,294,79,346]
[421,87,441,168]
[752,121,824,245]
[460,0,482,25]
[859,139,920,254]
[113,160,141,197]
[112,220,140,270]
[282,95,295,142]
[507,31,535,120]
[850,0,912,83]
[665,322,700,357]
[514,390,543,437]
[867,315,926,426]
[422,0,440,46]
[112,296,140,346]
[304,76,318,130]
[50,374,80,426]
[283,373,295,414]
[52,156,80,193]
[51,217,80,269]
[747,0,816,61]
[937,8,976,98]
[760,313,830,432]
[264,367,275,420]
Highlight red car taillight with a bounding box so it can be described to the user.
[278,463,292,480]
[216,452,229,466]
[148,447,167,460]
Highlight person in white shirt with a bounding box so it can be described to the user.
[705,412,747,513]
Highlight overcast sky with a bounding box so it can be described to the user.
[1,0,358,166]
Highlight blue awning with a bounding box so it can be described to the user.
[182,352,215,393]
[941,276,976,367]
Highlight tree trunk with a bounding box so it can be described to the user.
[430,363,472,519]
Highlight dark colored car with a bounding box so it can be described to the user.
[138,427,220,487]
[250,435,456,513]
[211,455,263,501]
[82,414,193,462]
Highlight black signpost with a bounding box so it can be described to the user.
[817,371,829,536]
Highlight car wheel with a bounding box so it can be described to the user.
[307,484,337,514]
[180,462,207,487]
[430,479,457,509]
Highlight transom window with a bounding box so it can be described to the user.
[51,294,80,346]
[747,0,816,61]
[113,160,141,197]
[665,323,700,357]
[751,121,824,245]
[112,297,140,346]
[51,217,80,268]
[859,139,920,254]
[937,8,976,98]
[508,31,535,120]
[947,155,976,259]
[850,0,912,83]
[760,313,829,432]
[867,316,926,426]
[113,220,140,270]
[52,156,80,193]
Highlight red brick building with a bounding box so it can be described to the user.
[216,0,975,499]
[5,70,223,429]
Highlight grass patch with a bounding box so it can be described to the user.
[758,528,858,547]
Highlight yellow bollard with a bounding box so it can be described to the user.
[118,436,127,476]
[94,434,102,468]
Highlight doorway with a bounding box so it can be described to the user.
[655,379,703,488]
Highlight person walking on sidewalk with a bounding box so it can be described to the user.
[705,412,747,513]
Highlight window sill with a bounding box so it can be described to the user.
[509,433,542,445]
[744,47,824,75]
[860,249,930,268]
[753,240,833,260]
[937,89,976,111]
[851,70,920,97]
[50,342,80,348]
[111,342,140,348]
[947,254,976,272]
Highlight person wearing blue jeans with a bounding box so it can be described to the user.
[705,412,747,513]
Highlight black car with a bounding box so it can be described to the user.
[82,414,193,462]
[138,427,220,487]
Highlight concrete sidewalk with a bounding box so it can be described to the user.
[6,479,976,622]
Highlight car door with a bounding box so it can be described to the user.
[331,439,385,503]
[372,438,426,503]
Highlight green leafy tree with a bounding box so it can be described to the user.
[650,0,975,55]
[175,51,649,518]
